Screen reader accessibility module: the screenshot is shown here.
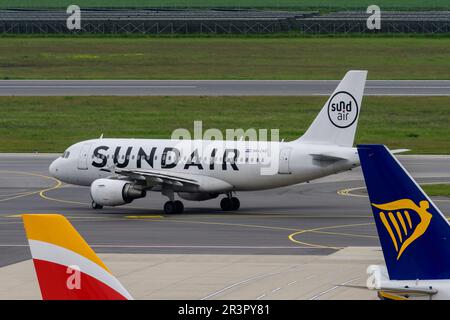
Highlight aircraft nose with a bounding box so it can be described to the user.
[49,159,59,178]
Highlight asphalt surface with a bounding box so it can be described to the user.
[0,153,449,267]
[0,80,449,96]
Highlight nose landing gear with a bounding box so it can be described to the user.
[91,201,103,210]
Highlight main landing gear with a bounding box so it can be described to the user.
[163,200,184,214]
[220,193,240,211]
[162,186,184,214]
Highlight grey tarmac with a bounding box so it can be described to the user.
[0,154,448,266]
[0,80,449,96]
[0,153,448,300]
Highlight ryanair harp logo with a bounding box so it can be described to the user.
[372,199,432,260]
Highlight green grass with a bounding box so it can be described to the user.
[0,96,448,153]
[421,184,450,197]
[0,37,449,80]
[0,0,447,10]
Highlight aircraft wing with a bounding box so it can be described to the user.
[101,167,233,192]
[114,168,199,186]
[311,148,409,162]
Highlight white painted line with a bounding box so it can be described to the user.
[366,86,450,89]
[1,85,448,89]
[256,294,266,300]
[0,244,27,247]
[351,94,447,97]
[92,245,319,249]
[365,94,450,96]
[0,85,197,89]
[201,271,283,300]
[287,280,297,286]
[309,277,360,300]
[271,287,281,293]
[0,244,320,249]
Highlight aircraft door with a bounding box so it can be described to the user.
[278,148,291,174]
[77,143,91,170]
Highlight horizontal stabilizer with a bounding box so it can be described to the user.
[337,284,438,296]
[310,153,346,162]
[391,149,410,154]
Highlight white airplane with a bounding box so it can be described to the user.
[357,145,450,300]
[49,70,367,214]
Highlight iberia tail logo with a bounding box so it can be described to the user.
[22,214,133,300]
[372,199,432,260]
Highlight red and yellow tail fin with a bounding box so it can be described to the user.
[22,214,133,300]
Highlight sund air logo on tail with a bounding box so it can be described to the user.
[327,91,359,128]
[372,199,432,260]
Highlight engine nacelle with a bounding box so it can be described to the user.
[177,192,218,201]
[90,178,146,206]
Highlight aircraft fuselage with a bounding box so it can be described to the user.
[50,138,359,192]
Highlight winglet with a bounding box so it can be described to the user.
[22,214,133,300]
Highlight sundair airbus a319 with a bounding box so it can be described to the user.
[50,70,373,214]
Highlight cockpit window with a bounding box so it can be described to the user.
[61,151,70,159]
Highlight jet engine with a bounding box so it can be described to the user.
[90,178,146,206]
[177,192,218,201]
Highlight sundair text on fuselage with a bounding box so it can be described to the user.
[92,145,241,171]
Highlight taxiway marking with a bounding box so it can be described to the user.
[338,182,450,203]
[309,277,360,300]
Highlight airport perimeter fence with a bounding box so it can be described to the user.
[0,9,449,34]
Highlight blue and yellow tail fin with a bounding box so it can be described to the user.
[358,144,450,280]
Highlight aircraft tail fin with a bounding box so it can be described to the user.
[297,70,367,147]
[358,144,450,281]
[22,214,133,300]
